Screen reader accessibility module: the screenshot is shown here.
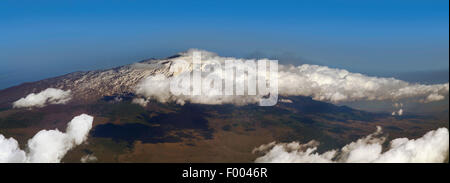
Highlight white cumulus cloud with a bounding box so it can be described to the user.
[277,64,448,103]
[253,126,449,163]
[0,135,26,163]
[0,114,94,163]
[13,88,72,108]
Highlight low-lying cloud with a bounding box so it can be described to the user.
[13,88,72,108]
[80,154,97,163]
[253,127,449,163]
[135,49,449,106]
[278,64,448,103]
[391,103,404,116]
[0,114,94,163]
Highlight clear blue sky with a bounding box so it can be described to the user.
[0,0,448,89]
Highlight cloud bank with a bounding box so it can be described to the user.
[0,114,94,163]
[13,88,72,108]
[135,49,449,106]
[253,127,449,163]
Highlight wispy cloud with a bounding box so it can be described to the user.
[0,114,94,163]
[13,88,72,108]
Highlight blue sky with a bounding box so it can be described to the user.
[0,0,448,89]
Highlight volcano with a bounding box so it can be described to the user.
[0,50,448,162]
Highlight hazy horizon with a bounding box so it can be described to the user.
[0,49,448,90]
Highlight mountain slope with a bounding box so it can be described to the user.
[0,58,173,107]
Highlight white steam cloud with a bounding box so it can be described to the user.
[0,114,94,163]
[135,49,449,106]
[13,88,72,108]
[253,127,449,163]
